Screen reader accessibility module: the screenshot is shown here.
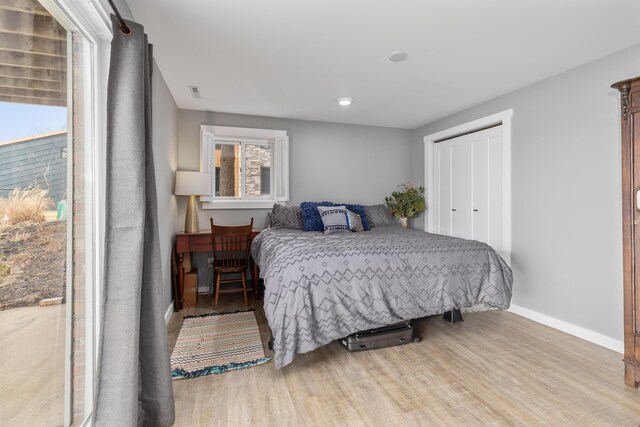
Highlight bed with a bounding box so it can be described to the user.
[251,223,513,369]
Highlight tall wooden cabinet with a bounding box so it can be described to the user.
[613,77,640,388]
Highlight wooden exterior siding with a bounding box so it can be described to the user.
[0,131,67,202]
[0,0,67,107]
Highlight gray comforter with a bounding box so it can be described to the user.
[251,226,513,368]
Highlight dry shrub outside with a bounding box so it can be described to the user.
[0,187,54,225]
[0,262,9,282]
[0,221,66,309]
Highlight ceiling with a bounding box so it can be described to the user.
[127,0,640,129]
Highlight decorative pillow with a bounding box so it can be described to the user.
[300,201,336,231]
[271,204,303,229]
[301,201,371,231]
[265,212,272,229]
[318,206,350,234]
[346,210,364,232]
[365,204,393,227]
[343,204,370,230]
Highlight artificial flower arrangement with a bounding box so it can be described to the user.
[384,183,426,227]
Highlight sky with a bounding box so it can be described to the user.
[0,102,67,143]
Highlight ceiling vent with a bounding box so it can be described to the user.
[189,86,201,98]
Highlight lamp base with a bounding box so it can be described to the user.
[184,194,199,233]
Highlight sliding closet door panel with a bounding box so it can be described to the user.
[435,144,452,236]
[471,137,489,243]
[470,127,503,249]
[451,143,471,239]
[488,132,503,251]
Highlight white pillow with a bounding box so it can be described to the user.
[317,205,349,234]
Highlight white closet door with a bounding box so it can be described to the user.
[451,143,471,239]
[433,125,503,250]
[435,144,452,236]
[471,135,489,243]
[487,129,503,250]
[470,126,503,249]
[434,135,472,239]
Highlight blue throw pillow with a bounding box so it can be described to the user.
[343,204,370,230]
[300,201,336,231]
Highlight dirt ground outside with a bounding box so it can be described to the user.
[0,221,66,310]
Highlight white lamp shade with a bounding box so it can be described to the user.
[174,171,210,196]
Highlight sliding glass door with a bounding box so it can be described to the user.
[0,0,102,424]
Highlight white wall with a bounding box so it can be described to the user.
[177,110,413,230]
[411,43,640,344]
[152,62,179,312]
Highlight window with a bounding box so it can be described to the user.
[200,126,289,209]
[260,167,271,195]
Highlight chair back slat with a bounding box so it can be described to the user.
[210,218,254,270]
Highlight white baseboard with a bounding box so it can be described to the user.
[164,301,174,325]
[508,304,623,354]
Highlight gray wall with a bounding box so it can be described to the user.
[177,110,413,230]
[411,43,640,343]
[152,61,179,312]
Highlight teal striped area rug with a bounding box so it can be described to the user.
[170,309,271,379]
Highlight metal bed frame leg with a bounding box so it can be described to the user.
[268,334,274,351]
[442,308,464,323]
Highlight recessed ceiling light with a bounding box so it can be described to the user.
[338,97,352,106]
[388,51,407,62]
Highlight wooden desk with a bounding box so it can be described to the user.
[175,229,260,310]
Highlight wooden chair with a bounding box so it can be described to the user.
[210,218,254,309]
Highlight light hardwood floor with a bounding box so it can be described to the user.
[168,295,640,426]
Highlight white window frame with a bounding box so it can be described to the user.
[200,125,289,209]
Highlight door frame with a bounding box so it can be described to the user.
[38,0,111,425]
[423,109,513,265]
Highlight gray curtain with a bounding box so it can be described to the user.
[94,16,175,426]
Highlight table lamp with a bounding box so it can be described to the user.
[175,171,210,233]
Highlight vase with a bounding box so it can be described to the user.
[397,217,408,228]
